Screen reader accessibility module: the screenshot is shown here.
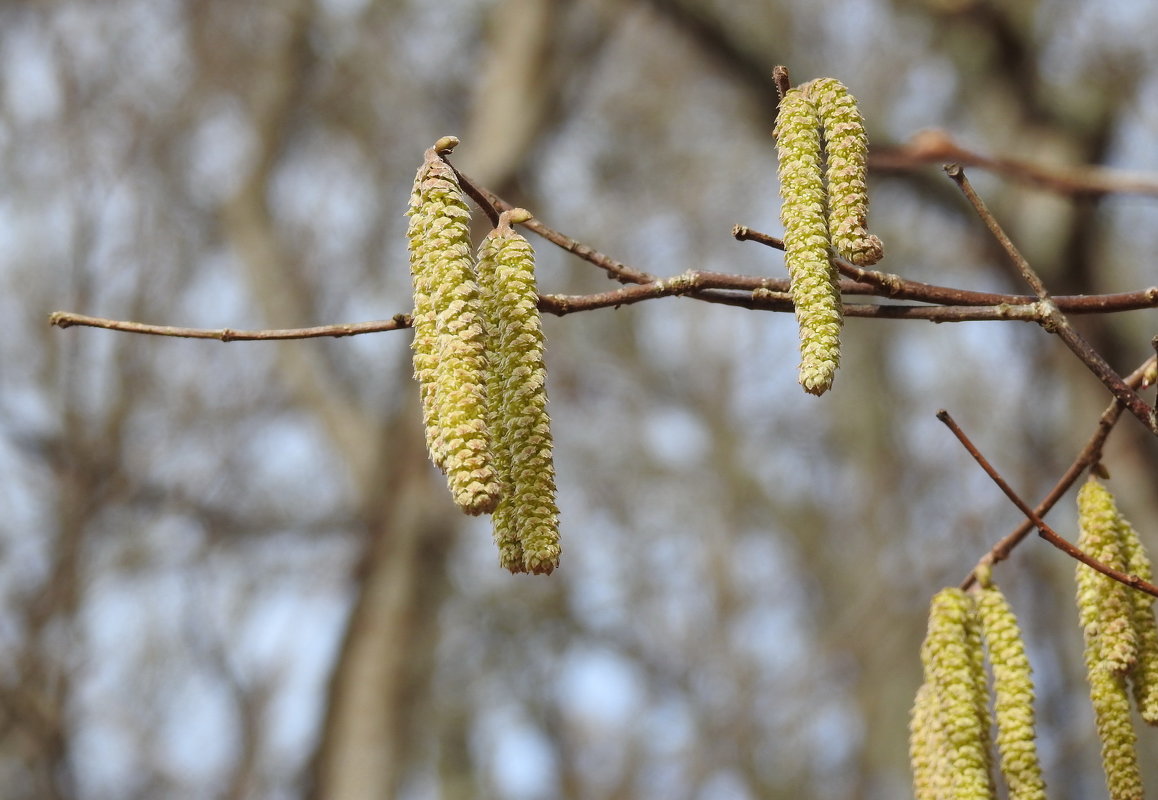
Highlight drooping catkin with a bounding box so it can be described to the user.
[976,585,1047,800]
[909,680,951,800]
[805,78,883,267]
[407,138,501,515]
[476,209,561,575]
[774,88,842,396]
[1076,478,1145,799]
[1077,479,1137,675]
[1119,514,1158,723]
[914,588,995,800]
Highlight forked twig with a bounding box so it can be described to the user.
[938,409,1158,598]
[946,163,1158,436]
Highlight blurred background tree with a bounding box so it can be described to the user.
[2,0,1158,798]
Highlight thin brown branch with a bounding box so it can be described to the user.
[946,163,1158,435]
[455,171,659,286]
[960,357,1156,590]
[49,311,412,340]
[733,224,1158,312]
[938,408,1158,598]
[874,129,1158,198]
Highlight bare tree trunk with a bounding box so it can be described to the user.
[307,413,457,800]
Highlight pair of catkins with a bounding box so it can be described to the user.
[774,77,883,395]
[407,137,559,575]
[911,477,1158,800]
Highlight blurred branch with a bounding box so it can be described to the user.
[939,409,1158,598]
[875,128,1158,198]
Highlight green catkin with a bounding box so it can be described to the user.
[476,209,561,575]
[909,680,951,800]
[407,139,501,515]
[774,88,842,396]
[1076,479,1144,799]
[805,78,883,266]
[1119,514,1158,723]
[916,588,995,800]
[1077,479,1137,675]
[976,586,1047,800]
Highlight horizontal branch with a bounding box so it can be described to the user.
[48,310,412,340]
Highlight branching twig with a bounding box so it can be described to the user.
[946,163,1158,436]
[960,356,1156,590]
[939,408,1158,598]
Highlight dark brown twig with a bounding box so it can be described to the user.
[946,163,1158,435]
[733,224,1158,312]
[960,357,1155,590]
[938,409,1158,598]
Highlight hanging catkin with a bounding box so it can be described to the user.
[976,584,1047,800]
[911,588,995,800]
[773,76,881,396]
[406,137,501,515]
[476,209,561,575]
[1076,478,1145,800]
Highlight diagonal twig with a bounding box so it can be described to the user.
[945,163,1158,435]
[938,409,1158,598]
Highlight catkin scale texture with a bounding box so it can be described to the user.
[915,588,995,800]
[1076,478,1145,799]
[477,211,561,575]
[774,90,842,396]
[407,146,501,515]
[977,586,1046,800]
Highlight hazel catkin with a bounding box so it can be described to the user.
[476,209,561,575]
[407,139,501,515]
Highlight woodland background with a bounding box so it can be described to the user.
[3,0,1158,798]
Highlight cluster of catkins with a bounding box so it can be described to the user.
[406,136,560,575]
[1074,477,1158,799]
[773,78,883,396]
[910,477,1158,800]
[910,582,1046,800]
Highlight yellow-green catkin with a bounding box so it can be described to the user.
[1119,513,1158,723]
[1076,478,1144,799]
[407,138,501,515]
[909,680,951,800]
[476,209,561,575]
[1077,479,1137,675]
[774,88,842,396]
[976,586,1047,800]
[805,78,883,267]
[915,588,995,800]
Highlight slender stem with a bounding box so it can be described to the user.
[939,408,1158,598]
[48,311,412,340]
